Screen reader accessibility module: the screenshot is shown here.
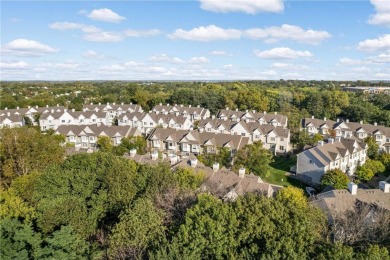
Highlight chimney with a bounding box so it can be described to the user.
[7,112,10,116]
[35,105,38,109]
[324,117,327,121]
[213,162,220,172]
[245,109,248,113]
[348,182,358,195]
[374,122,377,126]
[197,105,200,108]
[90,102,93,105]
[257,177,264,183]
[318,140,324,146]
[189,105,191,108]
[238,167,245,178]
[274,112,277,115]
[129,148,137,157]
[56,104,59,107]
[226,107,229,110]
[235,108,238,111]
[252,110,256,113]
[107,103,109,105]
[174,104,177,107]
[121,102,124,105]
[51,109,54,113]
[211,115,215,119]
[99,102,101,105]
[264,111,267,114]
[360,120,363,125]
[113,102,116,105]
[180,104,183,107]
[346,119,349,123]
[64,109,67,112]
[335,136,342,142]
[151,151,158,160]
[72,108,75,112]
[5,107,7,110]
[337,118,340,122]
[167,103,170,106]
[159,103,162,106]
[46,105,49,108]
[312,115,314,119]
[190,158,198,167]
[28,106,31,109]
[379,181,390,193]
[328,138,334,144]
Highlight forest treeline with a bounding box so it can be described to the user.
[1,127,389,259]
[2,81,390,129]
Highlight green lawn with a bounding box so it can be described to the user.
[264,155,306,189]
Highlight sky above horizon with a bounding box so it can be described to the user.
[1,0,390,81]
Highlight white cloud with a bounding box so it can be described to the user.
[188,56,210,64]
[339,57,364,65]
[168,25,241,42]
[339,53,390,65]
[254,47,313,59]
[87,8,125,23]
[199,0,283,14]
[244,24,331,44]
[149,54,184,63]
[367,0,390,27]
[82,50,107,60]
[357,34,390,52]
[83,32,123,42]
[369,53,390,63]
[210,50,231,56]
[124,29,161,37]
[0,61,28,69]
[49,22,100,33]
[1,39,58,57]
[223,64,234,69]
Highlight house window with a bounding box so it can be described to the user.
[309,160,313,164]
[144,122,147,125]
[279,146,284,150]
[280,138,284,141]
[207,128,212,131]
[241,133,246,136]
[255,135,260,139]
[150,122,153,126]
[92,119,96,122]
[61,120,65,123]
[169,143,174,147]
[271,137,275,141]
[89,136,94,141]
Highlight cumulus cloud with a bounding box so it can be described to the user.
[168,25,241,42]
[87,8,125,23]
[244,24,331,44]
[1,39,58,56]
[188,56,210,64]
[210,50,232,56]
[357,34,390,52]
[0,61,29,69]
[367,0,390,27]
[123,29,161,37]
[254,47,313,59]
[82,50,107,60]
[49,22,100,33]
[83,32,123,42]
[199,0,283,14]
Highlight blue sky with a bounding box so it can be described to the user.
[1,0,389,80]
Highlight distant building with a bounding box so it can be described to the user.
[342,86,390,94]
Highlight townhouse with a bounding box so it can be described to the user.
[147,128,249,157]
[118,111,193,134]
[40,109,110,131]
[151,103,210,122]
[296,138,367,184]
[301,117,390,152]
[83,102,143,124]
[0,113,23,128]
[197,118,291,154]
[217,108,288,128]
[56,125,141,149]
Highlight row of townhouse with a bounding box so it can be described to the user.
[0,104,65,128]
[55,125,141,149]
[124,151,276,200]
[301,117,390,152]
[151,103,210,122]
[217,108,288,128]
[118,111,193,134]
[197,118,291,153]
[147,128,250,158]
[296,138,367,185]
